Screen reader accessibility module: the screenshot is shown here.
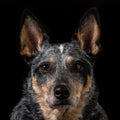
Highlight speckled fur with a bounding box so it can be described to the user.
[10,8,108,120]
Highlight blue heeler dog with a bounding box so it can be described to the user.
[10,8,108,120]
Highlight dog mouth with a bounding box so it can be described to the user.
[48,99,72,108]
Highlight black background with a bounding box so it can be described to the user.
[0,1,119,120]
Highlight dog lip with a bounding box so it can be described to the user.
[52,100,71,107]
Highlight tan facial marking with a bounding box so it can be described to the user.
[63,75,92,119]
[49,56,56,63]
[82,75,92,94]
[32,76,60,120]
[66,56,73,64]
[32,75,92,120]
[32,76,41,94]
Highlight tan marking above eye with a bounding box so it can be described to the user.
[49,56,56,63]
[66,56,73,64]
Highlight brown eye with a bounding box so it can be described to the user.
[75,63,81,70]
[39,63,50,73]
[71,62,83,72]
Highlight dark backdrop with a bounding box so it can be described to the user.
[0,1,119,120]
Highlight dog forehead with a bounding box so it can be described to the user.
[33,42,90,66]
[59,44,64,54]
[42,42,84,59]
[46,42,77,55]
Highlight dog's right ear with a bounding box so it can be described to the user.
[20,9,47,58]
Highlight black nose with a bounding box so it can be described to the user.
[54,85,70,100]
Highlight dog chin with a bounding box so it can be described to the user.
[48,99,72,108]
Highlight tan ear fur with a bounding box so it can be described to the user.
[20,13,45,57]
[75,8,101,55]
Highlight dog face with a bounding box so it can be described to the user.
[20,8,100,113]
[31,41,93,109]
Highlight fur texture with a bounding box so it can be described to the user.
[10,8,108,120]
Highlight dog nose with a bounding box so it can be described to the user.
[54,85,70,100]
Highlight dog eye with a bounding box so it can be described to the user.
[39,63,50,73]
[70,62,84,72]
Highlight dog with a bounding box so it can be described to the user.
[10,8,108,120]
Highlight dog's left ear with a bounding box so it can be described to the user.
[74,8,101,55]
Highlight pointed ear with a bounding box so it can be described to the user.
[20,9,47,57]
[75,8,101,55]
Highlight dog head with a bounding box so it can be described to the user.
[20,8,100,112]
